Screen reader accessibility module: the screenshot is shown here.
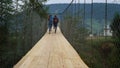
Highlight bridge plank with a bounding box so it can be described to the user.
[14,27,88,68]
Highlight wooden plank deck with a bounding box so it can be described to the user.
[14,27,88,68]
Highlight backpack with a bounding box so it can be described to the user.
[54,17,59,23]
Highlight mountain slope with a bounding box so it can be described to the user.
[47,3,120,34]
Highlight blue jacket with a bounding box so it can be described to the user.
[49,15,53,25]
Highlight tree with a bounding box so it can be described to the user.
[110,13,120,50]
[110,13,120,67]
[29,0,48,18]
[0,0,13,44]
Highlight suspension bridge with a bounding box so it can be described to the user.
[0,0,120,68]
[14,27,88,68]
[13,0,89,68]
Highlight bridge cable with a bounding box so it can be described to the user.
[91,0,94,66]
[105,0,108,39]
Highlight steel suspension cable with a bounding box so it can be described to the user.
[91,0,93,37]
[22,0,27,54]
[83,0,86,44]
[14,0,19,64]
[0,1,3,67]
[83,0,86,27]
[105,0,107,39]
[62,0,74,14]
[90,0,94,67]
[30,6,33,47]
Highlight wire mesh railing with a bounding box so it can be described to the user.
[0,0,47,67]
[60,0,120,68]
[0,0,120,68]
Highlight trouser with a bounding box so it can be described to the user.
[48,24,52,31]
[53,23,58,33]
[53,23,58,28]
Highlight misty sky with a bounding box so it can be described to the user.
[45,0,120,4]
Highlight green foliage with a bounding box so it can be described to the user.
[61,12,89,44]
[110,13,120,47]
[0,0,13,22]
[0,0,14,67]
[0,25,8,44]
[110,13,120,67]
[0,0,48,67]
[61,10,119,68]
[0,0,13,44]
[29,0,48,18]
[80,37,116,68]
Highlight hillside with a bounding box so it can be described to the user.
[48,3,120,20]
[47,3,120,34]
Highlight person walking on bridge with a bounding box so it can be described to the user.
[53,15,59,33]
[48,15,53,34]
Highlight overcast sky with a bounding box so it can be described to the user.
[45,0,120,4]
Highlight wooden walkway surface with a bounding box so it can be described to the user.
[14,27,88,68]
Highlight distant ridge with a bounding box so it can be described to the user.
[47,3,120,34]
[47,3,120,20]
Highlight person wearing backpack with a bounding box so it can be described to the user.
[53,15,59,33]
[48,15,53,34]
